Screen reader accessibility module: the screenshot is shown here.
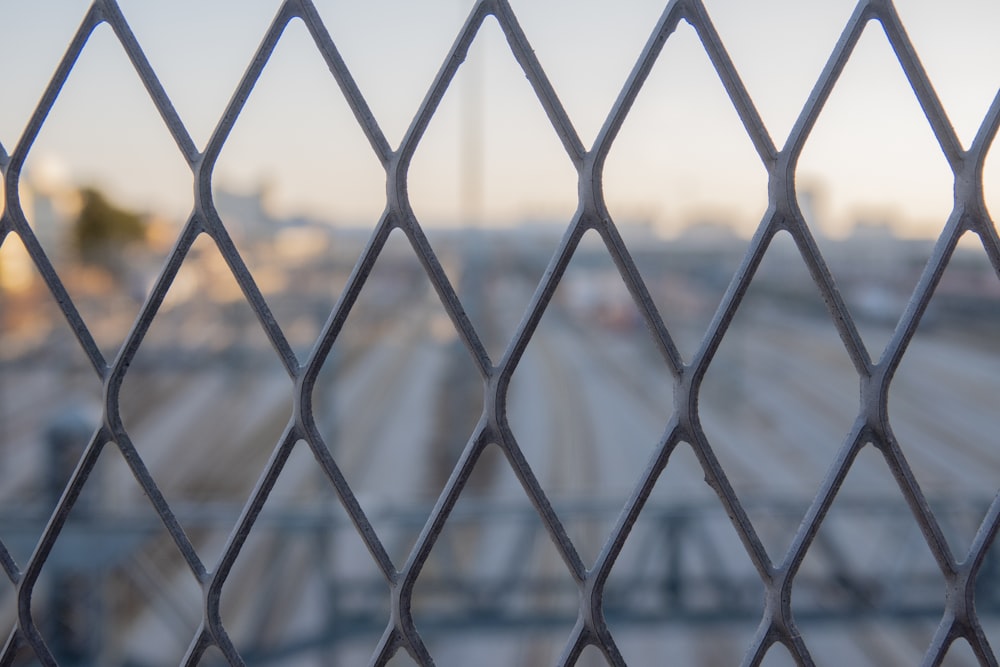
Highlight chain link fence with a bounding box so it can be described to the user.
[1,0,999,664]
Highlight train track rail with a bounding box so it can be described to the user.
[2,269,998,665]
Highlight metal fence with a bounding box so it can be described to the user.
[1,0,999,665]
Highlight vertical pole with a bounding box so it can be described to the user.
[460,9,484,230]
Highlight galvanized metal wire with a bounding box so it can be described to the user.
[1,0,999,664]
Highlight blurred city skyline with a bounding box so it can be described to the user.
[1,0,998,238]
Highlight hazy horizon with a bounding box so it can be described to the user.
[1,0,998,239]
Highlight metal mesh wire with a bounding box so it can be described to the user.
[1,0,999,664]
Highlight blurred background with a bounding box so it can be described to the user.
[1,0,999,665]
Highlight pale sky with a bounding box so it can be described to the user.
[1,0,998,237]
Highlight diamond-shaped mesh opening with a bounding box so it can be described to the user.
[220,440,391,664]
[888,232,1000,556]
[19,18,193,222]
[606,441,762,666]
[29,443,204,666]
[407,16,576,360]
[311,228,483,566]
[75,445,202,665]
[211,18,385,355]
[18,22,191,360]
[602,19,767,241]
[406,15,578,228]
[796,18,953,354]
[794,444,946,664]
[699,230,858,560]
[506,229,673,566]
[118,234,292,565]
[796,13,955,234]
[414,443,579,662]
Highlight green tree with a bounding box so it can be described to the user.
[72,187,146,268]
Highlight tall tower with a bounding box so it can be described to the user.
[460,30,484,229]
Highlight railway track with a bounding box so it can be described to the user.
[485,280,992,666]
[0,289,446,664]
[2,267,997,665]
[158,299,443,663]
